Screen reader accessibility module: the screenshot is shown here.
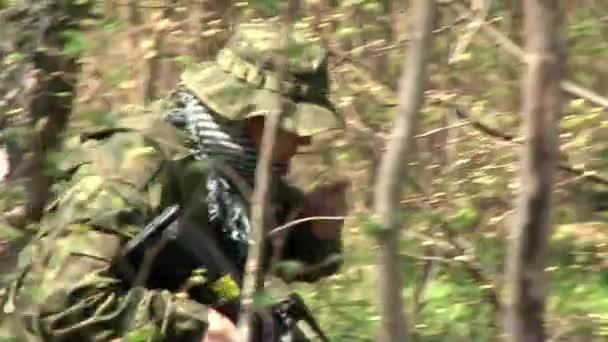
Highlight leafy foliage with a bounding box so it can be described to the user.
[2,0,608,341]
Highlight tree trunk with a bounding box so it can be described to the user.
[1,0,92,222]
[373,1,436,342]
[144,12,167,103]
[0,0,92,277]
[389,0,408,42]
[504,1,566,341]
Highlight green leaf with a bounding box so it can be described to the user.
[107,64,131,86]
[359,214,384,237]
[276,260,305,279]
[173,55,194,68]
[61,30,88,56]
[426,281,453,301]
[3,52,25,65]
[253,291,277,308]
[362,2,382,13]
[42,150,65,178]
[0,225,24,240]
[449,204,479,230]
[337,27,359,39]
[561,112,600,130]
[80,110,116,127]
[23,284,48,305]
[471,170,497,186]
[124,325,157,342]
[102,18,125,34]
[425,209,444,226]
[342,0,366,6]
[448,303,468,321]
[249,0,279,16]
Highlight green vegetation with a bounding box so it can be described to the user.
[2,0,608,341]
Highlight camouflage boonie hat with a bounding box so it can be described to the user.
[180,21,341,137]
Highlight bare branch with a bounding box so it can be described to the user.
[453,108,608,186]
[415,120,470,138]
[373,1,437,341]
[561,81,608,109]
[410,245,439,324]
[267,216,346,237]
[401,252,454,264]
[448,0,493,64]
[237,2,299,340]
[450,0,608,110]
[237,60,283,342]
[404,177,503,317]
[371,15,469,55]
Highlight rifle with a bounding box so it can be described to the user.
[109,204,241,304]
[273,293,331,342]
[110,205,331,342]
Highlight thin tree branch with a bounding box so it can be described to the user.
[373,1,437,341]
[415,120,470,138]
[453,107,608,186]
[368,14,469,56]
[404,177,503,318]
[237,2,298,340]
[450,0,608,110]
[237,61,284,342]
[560,81,608,108]
[411,243,440,325]
[267,216,346,237]
[401,252,455,264]
[448,0,493,64]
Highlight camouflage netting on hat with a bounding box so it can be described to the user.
[179,21,343,137]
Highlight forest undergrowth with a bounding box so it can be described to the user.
[1,1,608,341]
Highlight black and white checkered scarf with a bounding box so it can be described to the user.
[164,87,286,268]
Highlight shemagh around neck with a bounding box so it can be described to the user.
[164,87,286,269]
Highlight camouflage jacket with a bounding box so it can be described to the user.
[0,104,341,342]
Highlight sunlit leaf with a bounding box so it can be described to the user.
[253,291,277,308]
[61,30,88,56]
[358,214,383,237]
[449,204,479,230]
[124,325,157,342]
[0,225,24,241]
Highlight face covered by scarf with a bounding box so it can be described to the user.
[164,87,288,270]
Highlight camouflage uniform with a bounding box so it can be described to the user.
[0,22,344,342]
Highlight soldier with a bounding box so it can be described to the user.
[0,21,348,342]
